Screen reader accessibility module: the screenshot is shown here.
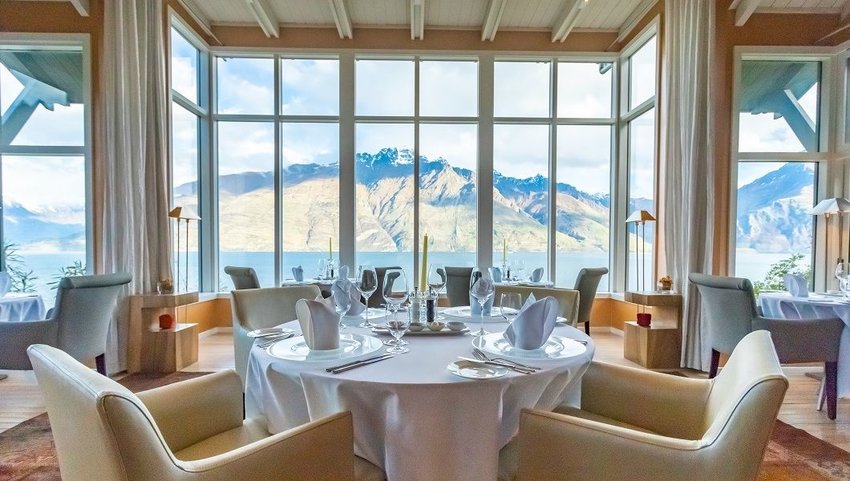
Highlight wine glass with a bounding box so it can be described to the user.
[427,264,447,294]
[841,277,850,300]
[512,260,525,283]
[382,269,410,354]
[332,289,352,330]
[317,258,327,280]
[469,269,495,338]
[357,265,378,328]
[499,292,523,323]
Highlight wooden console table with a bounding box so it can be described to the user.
[623,291,682,370]
[128,292,199,373]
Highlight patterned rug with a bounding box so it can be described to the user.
[0,371,210,481]
[1,372,849,480]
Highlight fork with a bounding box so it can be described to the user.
[472,348,540,371]
[257,333,294,349]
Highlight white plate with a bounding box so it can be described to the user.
[447,360,508,379]
[474,332,587,360]
[266,333,383,362]
[247,327,295,338]
[344,307,390,320]
[442,306,510,322]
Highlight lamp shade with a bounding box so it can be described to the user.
[168,206,200,220]
[810,198,850,216]
[625,210,656,224]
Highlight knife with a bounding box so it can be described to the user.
[330,354,394,374]
[325,354,391,372]
[456,357,535,374]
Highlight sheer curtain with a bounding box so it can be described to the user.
[661,0,715,370]
[97,0,172,373]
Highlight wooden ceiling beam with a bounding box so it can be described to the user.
[244,0,280,38]
[328,0,353,39]
[481,0,507,42]
[551,0,588,43]
[177,0,217,40]
[734,0,761,26]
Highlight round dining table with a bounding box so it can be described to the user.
[245,316,594,481]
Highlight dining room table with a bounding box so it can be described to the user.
[244,310,594,481]
[758,292,850,397]
[0,292,46,323]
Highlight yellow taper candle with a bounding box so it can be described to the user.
[420,234,429,292]
[503,239,507,265]
[329,237,332,260]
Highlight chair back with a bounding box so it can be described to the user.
[489,267,503,282]
[27,344,139,481]
[0,270,10,295]
[224,266,260,290]
[368,266,402,308]
[573,267,608,325]
[445,267,473,307]
[53,272,131,362]
[231,285,321,384]
[494,285,580,325]
[688,273,758,355]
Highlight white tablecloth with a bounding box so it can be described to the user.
[0,293,45,322]
[246,319,594,481]
[758,293,850,397]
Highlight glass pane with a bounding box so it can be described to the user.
[281,122,340,279]
[171,102,199,291]
[419,123,477,270]
[627,108,655,291]
[171,27,198,104]
[556,125,610,290]
[355,123,414,277]
[735,162,814,290]
[356,59,414,116]
[2,155,87,305]
[217,57,274,115]
[493,124,549,280]
[281,58,339,116]
[738,60,820,153]
[494,61,550,118]
[217,122,275,289]
[419,60,478,117]
[629,36,657,110]
[1,52,84,146]
[557,62,613,118]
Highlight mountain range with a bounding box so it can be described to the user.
[5,149,813,256]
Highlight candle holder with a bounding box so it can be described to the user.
[325,258,337,280]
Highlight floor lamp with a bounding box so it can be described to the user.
[168,206,200,293]
[626,209,657,293]
[810,197,850,289]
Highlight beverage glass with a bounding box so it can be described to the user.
[499,292,523,323]
[357,265,378,327]
[382,268,410,354]
[469,269,495,337]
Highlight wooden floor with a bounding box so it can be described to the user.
[3,330,849,451]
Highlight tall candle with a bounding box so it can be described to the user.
[329,237,332,260]
[420,234,429,292]
[503,239,507,265]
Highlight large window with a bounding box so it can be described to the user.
[0,42,90,303]
[734,58,822,283]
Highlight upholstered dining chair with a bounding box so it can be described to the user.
[573,267,608,335]
[27,344,386,481]
[497,331,788,481]
[493,285,580,327]
[445,267,474,307]
[224,266,261,290]
[689,272,844,419]
[231,285,321,386]
[0,272,131,374]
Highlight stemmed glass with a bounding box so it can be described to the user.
[499,292,523,323]
[317,258,327,280]
[382,268,410,354]
[512,260,525,282]
[469,269,495,338]
[357,265,378,328]
[427,264,447,315]
[332,290,352,330]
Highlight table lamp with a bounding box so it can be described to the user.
[810,197,850,288]
[168,206,201,293]
[626,209,656,293]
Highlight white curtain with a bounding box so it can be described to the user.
[97,0,172,373]
[661,0,715,370]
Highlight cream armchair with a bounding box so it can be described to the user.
[27,344,385,481]
[494,285,580,327]
[500,331,788,481]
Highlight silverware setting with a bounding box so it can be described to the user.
[472,347,541,371]
[458,356,536,374]
[256,333,294,349]
[327,354,394,374]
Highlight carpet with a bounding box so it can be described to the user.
[0,371,210,481]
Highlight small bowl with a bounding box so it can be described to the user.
[427,321,446,331]
[446,321,466,331]
[409,322,425,332]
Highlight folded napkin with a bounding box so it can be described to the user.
[503,295,559,350]
[0,272,10,296]
[332,269,366,316]
[295,296,340,350]
[292,265,304,282]
[470,294,494,315]
[530,267,544,283]
[489,267,503,283]
[784,274,808,298]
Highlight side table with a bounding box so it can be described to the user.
[128,292,199,373]
[623,291,682,369]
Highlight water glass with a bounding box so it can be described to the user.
[333,290,352,329]
[469,269,495,337]
[382,268,410,354]
[357,265,378,327]
[427,264,447,293]
[499,292,523,322]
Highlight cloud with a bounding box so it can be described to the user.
[217,57,275,115]
[2,156,85,211]
[419,60,477,117]
[282,122,339,166]
[420,123,477,170]
[494,124,549,178]
[494,61,550,117]
[356,60,415,116]
[282,59,339,115]
[557,62,613,118]
[218,121,274,175]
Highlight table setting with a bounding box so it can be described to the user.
[244,262,594,481]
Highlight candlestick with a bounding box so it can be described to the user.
[329,237,333,260]
[502,239,507,265]
[420,234,429,292]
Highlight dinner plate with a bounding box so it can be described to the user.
[442,306,511,322]
[344,307,391,320]
[447,360,508,379]
[266,333,383,362]
[473,332,587,360]
[247,327,295,338]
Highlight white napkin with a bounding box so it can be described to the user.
[332,271,367,316]
[503,295,559,350]
[295,296,340,350]
[784,274,808,298]
[469,294,494,315]
[0,272,10,296]
[292,265,304,282]
[489,267,503,282]
[530,267,544,283]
